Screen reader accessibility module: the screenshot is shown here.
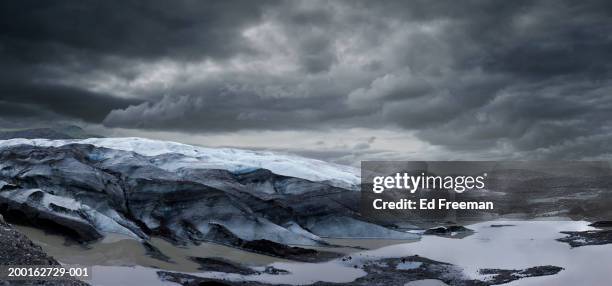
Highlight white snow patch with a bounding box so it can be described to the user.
[284,222,321,241]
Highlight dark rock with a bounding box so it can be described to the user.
[243,240,314,260]
[589,221,612,228]
[142,241,173,263]
[490,224,515,228]
[424,225,474,238]
[557,230,612,247]
[157,272,241,286]
[242,239,341,262]
[203,224,340,262]
[478,266,563,285]
[262,266,289,275]
[0,220,89,285]
[157,256,564,286]
[189,257,258,275]
[341,256,352,262]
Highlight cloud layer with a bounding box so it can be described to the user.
[1,0,612,161]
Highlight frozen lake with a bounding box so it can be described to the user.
[16,220,612,285]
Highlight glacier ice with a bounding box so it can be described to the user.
[0,138,360,190]
[0,138,420,250]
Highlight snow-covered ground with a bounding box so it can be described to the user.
[0,137,360,190]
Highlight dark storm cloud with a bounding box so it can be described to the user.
[0,81,143,122]
[103,87,371,132]
[340,0,612,157]
[0,0,270,62]
[1,0,612,159]
[0,0,271,124]
[273,4,338,73]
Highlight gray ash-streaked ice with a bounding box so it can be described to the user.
[0,137,360,190]
[0,137,416,250]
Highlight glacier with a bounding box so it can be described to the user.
[0,137,360,190]
[0,138,417,252]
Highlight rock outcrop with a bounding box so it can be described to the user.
[557,230,612,247]
[0,217,89,286]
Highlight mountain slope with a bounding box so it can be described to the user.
[0,125,99,140]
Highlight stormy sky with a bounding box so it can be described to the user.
[1,0,612,165]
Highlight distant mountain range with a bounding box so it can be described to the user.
[0,125,101,140]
